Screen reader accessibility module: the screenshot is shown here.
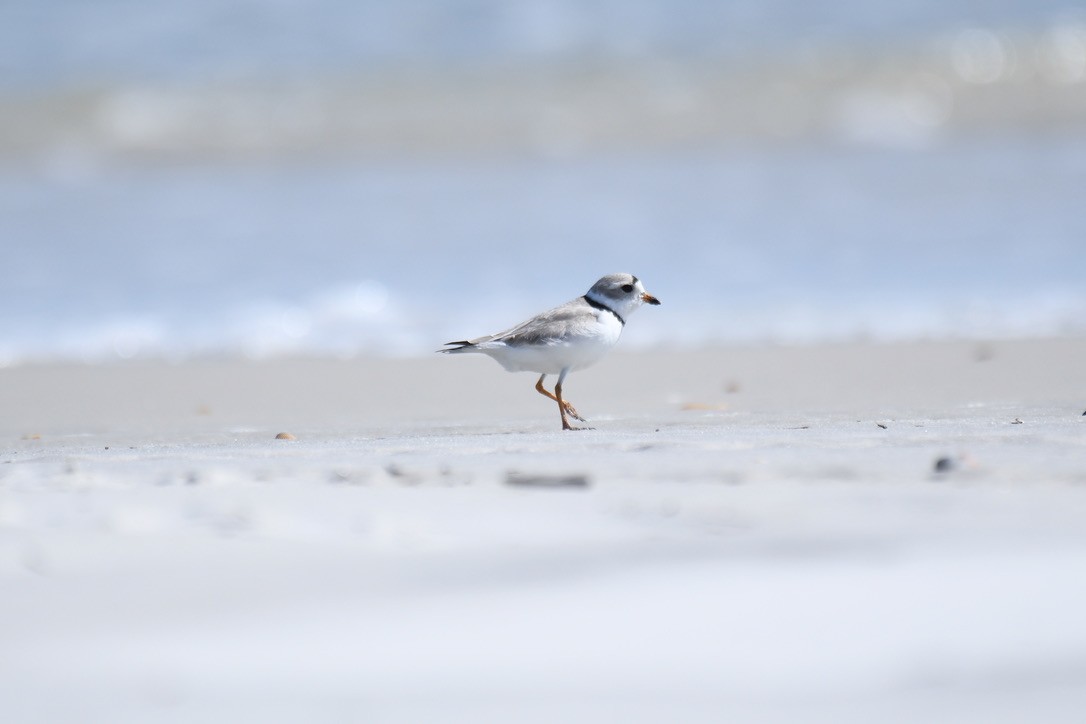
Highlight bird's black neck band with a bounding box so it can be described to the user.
[584,295,625,326]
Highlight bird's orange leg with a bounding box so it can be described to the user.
[536,374,586,424]
[554,373,591,431]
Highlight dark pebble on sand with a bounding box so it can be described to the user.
[933,457,956,473]
[386,464,423,484]
[505,471,590,488]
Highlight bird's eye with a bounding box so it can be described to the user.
[621,284,634,293]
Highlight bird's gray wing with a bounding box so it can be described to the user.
[494,298,593,346]
[444,297,591,350]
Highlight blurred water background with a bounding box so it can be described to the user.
[2,0,1085,363]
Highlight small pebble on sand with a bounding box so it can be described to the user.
[275,432,297,440]
[680,402,729,411]
[505,471,590,488]
[934,457,956,473]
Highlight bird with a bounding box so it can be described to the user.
[439,273,661,430]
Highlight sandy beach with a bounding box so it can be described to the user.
[2,337,1086,722]
[7,0,1086,720]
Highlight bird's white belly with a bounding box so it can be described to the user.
[489,315,622,374]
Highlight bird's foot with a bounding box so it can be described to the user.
[561,421,595,431]
[562,401,587,423]
[560,416,595,434]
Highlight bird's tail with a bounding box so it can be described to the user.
[437,340,477,354]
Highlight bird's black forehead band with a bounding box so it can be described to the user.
[631,275,639,284]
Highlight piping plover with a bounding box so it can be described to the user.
[440,273,661,430]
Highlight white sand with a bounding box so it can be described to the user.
[2,338,1086,722]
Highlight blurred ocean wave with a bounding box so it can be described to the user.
[5,136,1086,365]
[4,24,1086,162]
